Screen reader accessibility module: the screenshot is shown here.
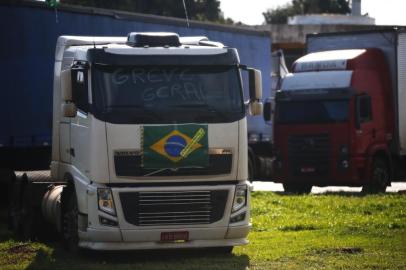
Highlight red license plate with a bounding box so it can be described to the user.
[160,231,189,242]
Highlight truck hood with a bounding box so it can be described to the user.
[105,122,240,183]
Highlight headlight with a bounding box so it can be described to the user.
[232,185,247,213]
[338,145,350,170]
[97,188,116,216]
[340,145,349,155]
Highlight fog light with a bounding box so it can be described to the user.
[99,216,118,227]
[230,212,246,223]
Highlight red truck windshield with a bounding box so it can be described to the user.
[276,100,349,124]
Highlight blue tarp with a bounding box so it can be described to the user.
[0,3,271,148]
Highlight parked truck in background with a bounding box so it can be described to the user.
[267,29,406,193]
[8,32,263,251]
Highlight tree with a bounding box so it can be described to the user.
[263,0,351,24]
[59,0,230,23]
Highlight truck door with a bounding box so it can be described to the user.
[69,62,90,177]
[60,62,72,164]
[355,94,374,155]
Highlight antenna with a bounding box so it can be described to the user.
[182,0,190,27]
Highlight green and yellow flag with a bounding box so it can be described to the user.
[142,124,208,169]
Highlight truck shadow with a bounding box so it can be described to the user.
[0,212,249,270]
[0,206,250,269]
[24,245,250,270]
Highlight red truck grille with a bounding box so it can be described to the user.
[288,134,330,177]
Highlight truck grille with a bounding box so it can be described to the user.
[288,134,330,177]
[120,190,228,226]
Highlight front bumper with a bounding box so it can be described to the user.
[78,224,251,250]
[81,182,251,250]
[273,156,367,186]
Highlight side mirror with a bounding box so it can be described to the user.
[263,99,273,122]
[248,68,262,101]
[247,68,263,116]
[249,100,263,116]
[62,103,77,118]
[61,69,72,101]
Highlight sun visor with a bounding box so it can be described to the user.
[87,48,239,66]
[293,49,365,72]
[281,71,353,91]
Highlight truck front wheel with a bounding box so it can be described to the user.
[362,157,389,193]
[8,174,24,235]
[62,190,79,252]
[248,157,254,182]
[283,183,312,194]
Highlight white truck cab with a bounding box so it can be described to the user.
[42,32,262,251]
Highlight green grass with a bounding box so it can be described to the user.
[1,192,405,269]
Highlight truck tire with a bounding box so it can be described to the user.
[21,183,55,242]
[248,157,254,183]
[62,189,79,252]
[283,183,312,194]
[20,182,35,240]
[7,172,17,230]
[8,174,26,235]
[362,157,389,193]
[1,170,14,205]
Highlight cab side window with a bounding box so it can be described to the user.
[71,61,89,113]
[356,94,372,126]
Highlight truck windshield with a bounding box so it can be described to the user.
[276,100,349,124]
[91,65,244,124]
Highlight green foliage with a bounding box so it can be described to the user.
[45,0,59,8]
[59,0,232,23]
[0,192,405,269]
[263,0,351,24]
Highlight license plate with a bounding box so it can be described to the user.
[301,167,315,173]
[160,231,189,242]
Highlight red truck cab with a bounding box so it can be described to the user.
[273,48,394,193]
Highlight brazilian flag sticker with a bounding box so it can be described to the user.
[142,124,208,169]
